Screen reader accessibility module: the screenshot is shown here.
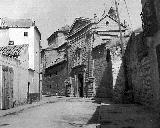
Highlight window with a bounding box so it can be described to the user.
[106,21,109,26]
[8,41,14,45]
[24,32,28,36]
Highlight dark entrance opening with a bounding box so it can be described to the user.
[156,44,160,78]
[78,74,83,97]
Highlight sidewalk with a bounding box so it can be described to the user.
[0,96,66,117]
[98,99,160,128]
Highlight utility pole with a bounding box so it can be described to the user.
[115,0,124,56]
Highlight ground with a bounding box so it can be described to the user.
[0,98,99,128]
[0,97,159,128]
[99,100,160,128]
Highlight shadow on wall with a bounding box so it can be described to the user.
[96,60,113,98]
[112,36,134,104]
[92,47,113,98]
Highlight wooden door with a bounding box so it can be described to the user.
[9,68,13,108]
[2,66,13,110]
[2,66,9,109]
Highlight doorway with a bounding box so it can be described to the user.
[2,66,14,110]
[78,74,83,97]
[156,44,160,79]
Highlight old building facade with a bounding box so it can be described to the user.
[66,14,128,98]
[0,44,38,109]
[42,26,69,96]
[0,18,42,101]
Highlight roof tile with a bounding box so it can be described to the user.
[0,44,29,58]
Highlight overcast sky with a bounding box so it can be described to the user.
[0,0,142,48]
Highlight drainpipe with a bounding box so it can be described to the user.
[39,42,41,101]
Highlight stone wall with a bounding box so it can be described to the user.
[113,33,156,106]
[67,29,91,75]
[92,44,113,98]
[125,33,154,105]
[67,29,94,97]
[42,62,67,96]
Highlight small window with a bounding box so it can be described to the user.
[24,32,28,36]
[8,41,14,45]
[106,21,109,26]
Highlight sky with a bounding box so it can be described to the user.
[0,0,142,48]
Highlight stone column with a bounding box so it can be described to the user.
[70,77,74,97]
[75,75,79,97]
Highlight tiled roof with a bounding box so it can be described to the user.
[0,44,29,58]
[47,25,70,41]
[46,52,66,68]
[1,17,33,28]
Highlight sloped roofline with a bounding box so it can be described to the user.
[68,17,92,33]
[67,15,127,39]
[0,17,41,39]
[34,26,41,40]
[67,17,93,39]
[98,14,127,28]
[47,30,65,41]
[47,25,70,41]
[43,42,67,51]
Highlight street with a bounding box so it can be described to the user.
[0,97,160,128]
[0,98,99,128]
